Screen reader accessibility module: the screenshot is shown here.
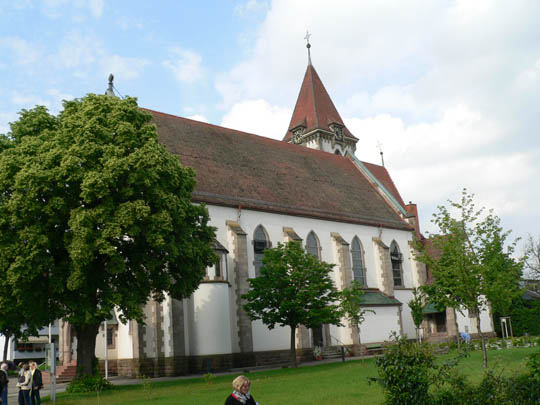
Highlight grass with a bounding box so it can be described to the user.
[43,346,537,405]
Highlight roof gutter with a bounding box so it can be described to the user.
[347,152,409,217]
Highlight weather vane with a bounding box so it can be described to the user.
[304,30,312,64]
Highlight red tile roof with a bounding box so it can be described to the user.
[147,109,411,231]
[362,161,407,209]
[283,64,357,142]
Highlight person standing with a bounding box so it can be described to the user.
[225,375,258,405]
[16,363,31,405]
[29,362,42,405]
[0,362,9,405]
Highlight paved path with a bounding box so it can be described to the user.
[4,354,371,402]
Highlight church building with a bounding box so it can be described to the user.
[56,44,495,377]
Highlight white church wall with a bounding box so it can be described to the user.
[162,296,172,357]
[394,290,416,338]
[360,306,401,343]
[190,283,232,355]
[252,320,290,351]
[116,318,133,359]
[202,204,418,352]
[142,301,155,358]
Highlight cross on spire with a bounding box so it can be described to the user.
[377,141,385,167]
[304,30,312,65]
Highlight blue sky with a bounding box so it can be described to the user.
[1,0,540,253]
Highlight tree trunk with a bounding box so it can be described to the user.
[475,313,487,368]
[290,325,297,368]
[74,323,100,377]
[454,310,461,349]
[415,328,420,344]
[2,332,10,361]
[358,326,364,364]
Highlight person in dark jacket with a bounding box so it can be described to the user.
[29,362,42,405]
[225,375,257,405]
[0,362,9,405]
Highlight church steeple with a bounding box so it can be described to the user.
[284,40,358,156]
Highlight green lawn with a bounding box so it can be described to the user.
[44,346,537,405]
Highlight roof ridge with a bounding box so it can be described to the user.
[144,107,354,161]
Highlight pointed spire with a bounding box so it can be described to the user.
[283,62,357,143]
[304,30,312,65]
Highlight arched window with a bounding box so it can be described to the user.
[306,231,321,260]
[253,225,270,277]
[351,237,366,286]
[334,149,341,156]
[390,241,403,287]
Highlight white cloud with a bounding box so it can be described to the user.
[41,0,103,19]
[186,114,209,123]
[162,48,203,84]
[213,0,540,239]
[11,91,51,108]
[0,37,42,67]
[0,112,18,135]
[221,99,291,139]
[234,0,269,17]
[102,55,150,80]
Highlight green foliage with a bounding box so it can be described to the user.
[371,333,435,405]
[242,241,342,366]
[66,374,113,393]
[527,349,540,382]
[494,297,540,337]
[203,372,216,384]
[340,280,374,332]
[433,369,540,404]
[415,189,523,367]
[407,288,425,343]
[524,234,540,280]
[0,95,216,374]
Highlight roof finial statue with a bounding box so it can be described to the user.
[105,73,115,97]
[377,141,385,167]
[304,30,312,65]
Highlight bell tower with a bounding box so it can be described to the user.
[283,34,358,156]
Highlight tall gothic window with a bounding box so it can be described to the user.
[351,237,366,286]
[253,225,270,277]
[306,231,321,260]
[390,241,403,287]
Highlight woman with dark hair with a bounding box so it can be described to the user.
[225,375,258,405]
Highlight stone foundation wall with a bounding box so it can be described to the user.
[108,348,322,377]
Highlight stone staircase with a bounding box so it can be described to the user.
[42,361,77,384]
[321,346,343,360]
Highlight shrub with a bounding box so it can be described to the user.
[66,374,113,393]
[371,333,435,405]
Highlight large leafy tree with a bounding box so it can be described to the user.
[0,96,216,376]
[415,189,523,368]
[243,241,342,367]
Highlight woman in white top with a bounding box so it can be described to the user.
[16,363,31,405]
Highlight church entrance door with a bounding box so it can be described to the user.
[312,326,324,347]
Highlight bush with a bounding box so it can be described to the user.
[66,374,113,393]
[371,333,435,405]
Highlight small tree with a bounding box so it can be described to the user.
[243,241,342,367]
[408,288,425,343]
[340,280,374,359]
[524,235,540,281]
[414,189,523,368]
